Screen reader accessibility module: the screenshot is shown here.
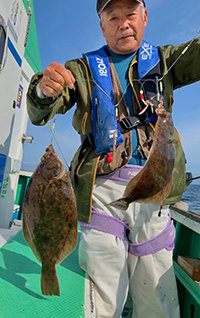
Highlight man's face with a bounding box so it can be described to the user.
[100,0,148,54]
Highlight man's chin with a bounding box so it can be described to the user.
[117,40,140,53]
[117,46,138,54]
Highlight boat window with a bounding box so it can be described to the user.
[0,24,6,69]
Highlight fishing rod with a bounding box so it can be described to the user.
[159,28,200,82]
[188,175,200,182]
[74,28,200,107]
[186,172,200,186]
[47,28,200,168]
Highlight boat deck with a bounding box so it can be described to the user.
[1,205,200,318]
[0,227,85,318]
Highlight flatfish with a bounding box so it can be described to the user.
[22,145,77,296]
[110,101,176,210]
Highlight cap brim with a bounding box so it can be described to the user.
[98,0,111,16]
[136,0,145,6]
[98,0,145,16]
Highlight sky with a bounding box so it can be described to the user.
[22,0,200,179]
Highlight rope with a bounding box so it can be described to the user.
[24,0,32,47]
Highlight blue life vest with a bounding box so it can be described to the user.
[83,40,160,155]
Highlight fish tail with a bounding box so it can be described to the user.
[41,265,60,296]
[109,199,129,210]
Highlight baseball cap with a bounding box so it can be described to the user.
[97,0,146,16]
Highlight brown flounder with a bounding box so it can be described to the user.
[110,101,176,210]
[22,145,77,296]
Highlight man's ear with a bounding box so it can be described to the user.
[143,8,148,28]
[100,19,105,37]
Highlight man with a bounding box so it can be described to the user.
[27,0,200,317]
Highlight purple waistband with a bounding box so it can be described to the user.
[98,164,142,183]
[79,207,175,256]
[128,218,175,256]
[79,209,128,240]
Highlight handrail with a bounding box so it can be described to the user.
[171,205,200,235]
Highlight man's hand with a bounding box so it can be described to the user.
[40,62,75,97]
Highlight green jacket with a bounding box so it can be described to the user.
[27,39,200,222]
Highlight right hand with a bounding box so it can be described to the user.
[40,62,75,97]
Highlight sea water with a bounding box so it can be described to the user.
[182,183,200,213]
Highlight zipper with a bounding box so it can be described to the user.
[94,97,99,135]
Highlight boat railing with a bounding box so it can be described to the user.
[171,202,200,318]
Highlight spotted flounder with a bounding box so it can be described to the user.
[110,101,176,210]
[23,145,77,296]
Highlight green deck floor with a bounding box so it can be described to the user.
[0,231,85,318]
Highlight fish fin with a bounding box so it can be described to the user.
[41,265,60,296]
[109,199,129,210]
[168,138,178,144]
[22,216,42,263]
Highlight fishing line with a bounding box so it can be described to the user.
[48,122,70,170]
[47,28,200,168]
[160,28,200,81]
[75,77,158,106]
[74,28,200,106]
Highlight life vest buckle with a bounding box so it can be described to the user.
[118,116,141,134]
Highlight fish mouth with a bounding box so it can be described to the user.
[46,144,55,153]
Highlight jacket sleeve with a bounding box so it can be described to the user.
[26,68,77,126]
[159,38,200,90]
